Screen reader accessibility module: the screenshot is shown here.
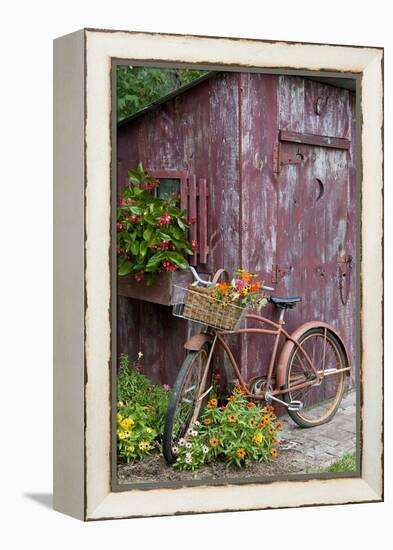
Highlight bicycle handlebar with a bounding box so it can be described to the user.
[187,266,275,292]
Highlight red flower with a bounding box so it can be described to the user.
[116,223,123,231]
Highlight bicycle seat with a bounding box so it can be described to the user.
[270,296,302,309]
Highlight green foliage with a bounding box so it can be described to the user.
[117,163,194,285]
[117,66,208,121]
[326,452,356,473]
[174,387,283,470]
[117,353,171,462]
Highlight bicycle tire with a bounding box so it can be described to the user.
[163,343,212,464]
[283,328,347,428]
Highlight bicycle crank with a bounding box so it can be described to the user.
[265,392,304,412]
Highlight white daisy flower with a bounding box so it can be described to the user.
[185,452,192,459]
[172,446,179,454]
[191,430,198,436]
[186,441,193,448]
[185,456,192,464]
[178,438,186,447]
[202,446,209,454]
[187,428,194,435]
[194,420,201,426]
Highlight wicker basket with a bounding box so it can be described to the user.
[174,269,244,330]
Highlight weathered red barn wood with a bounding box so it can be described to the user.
[117,72,357,390]
[198,178,209,264]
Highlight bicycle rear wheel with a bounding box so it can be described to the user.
[163,343,212,464]
[283,328,347,428]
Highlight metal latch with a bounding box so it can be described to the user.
[272,264,292,284]
[273,142,304,174]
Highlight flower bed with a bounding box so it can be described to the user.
[173,386,282,470]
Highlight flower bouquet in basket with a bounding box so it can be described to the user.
[182,268,268,330]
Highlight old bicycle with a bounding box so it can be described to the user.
[162,267,351,464]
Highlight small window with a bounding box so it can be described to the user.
[155,178,180,199]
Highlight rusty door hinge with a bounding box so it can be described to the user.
[273,142,304,174]
[272,264,292,284]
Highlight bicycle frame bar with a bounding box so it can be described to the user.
[214,314,350,400]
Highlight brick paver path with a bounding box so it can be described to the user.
[279,389,357,470]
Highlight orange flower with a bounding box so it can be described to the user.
[219,405,228,411]
[227,395,236,402]
[270,447,278,458]
[207,398,218,409]
[267,405,275,414]
[268,426,275,435]
[209,437,219,448]
[236,448,246,459]
[241,272,252,283]
[258,421,266,429]
[217,283,229,292]
[250,281,261,292]
[275,421,283,430]
[203,418,212,425]
[246,401,256,408]
[228,414,238,423]
[262,415,271,424]
[272,437,278,444]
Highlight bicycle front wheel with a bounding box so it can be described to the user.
[163,343,212,464]
[283,328,347,428]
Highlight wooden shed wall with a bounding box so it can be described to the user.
[117,72,357,388]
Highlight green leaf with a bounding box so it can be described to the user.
[118,261,133,276]
[145,252,165,271]
[146,273,155,287]
[130,206,143,215]
[128,169,142,183]
[139,241,148,257]
[143,227,153,241]
[132,187,144,197]
[177,218,186,231]
[166,252,188,270]
[131,242,139,255]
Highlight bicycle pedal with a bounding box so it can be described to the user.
[288,400,303,412]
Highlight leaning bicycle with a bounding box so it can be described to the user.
[163,267,351,464]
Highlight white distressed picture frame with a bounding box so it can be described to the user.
[53,29,383,521]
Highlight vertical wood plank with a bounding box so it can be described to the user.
[188,174,198,265]
[198,178,208,264]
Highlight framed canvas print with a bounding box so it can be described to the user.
[53,29,383,521]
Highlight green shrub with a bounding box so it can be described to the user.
[117,352,171,463]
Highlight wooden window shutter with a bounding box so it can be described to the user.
[180,175,209,266]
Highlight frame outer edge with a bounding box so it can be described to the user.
[83,29,384,519]
[53,29,86,521]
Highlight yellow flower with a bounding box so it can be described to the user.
[138,441,151,451]
[207,398,218,409]
[268,426,275,436]
[262,415,270,424]
[209,437,219,448]
[120,418,134,430]
[270,447,278,458]
[228,414,238,423]
[127,445,135,452]
[146,427,153,434]
[117,401,124,408]
[252,432,264,444]
[117,412,123,422]
[123,430,131,438]
[236,448,246,459]
[118,432,126,440]
[249,418,257,428]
